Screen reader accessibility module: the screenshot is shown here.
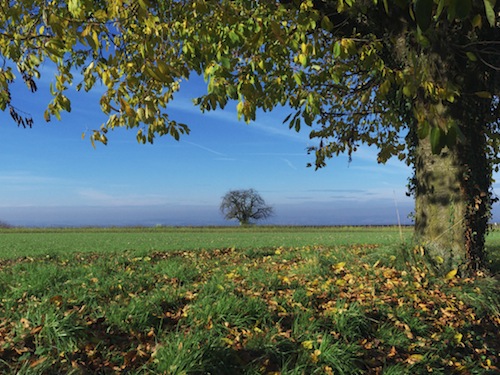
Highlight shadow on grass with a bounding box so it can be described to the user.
[199,342,299,375]
[486,244,500,275]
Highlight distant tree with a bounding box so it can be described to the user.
[220,189,273,226]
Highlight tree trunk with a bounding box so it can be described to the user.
[414,137,468,269]
[414,96,491,273]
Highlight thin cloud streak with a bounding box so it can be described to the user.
[185,141,227,156]
[282,158,297,170]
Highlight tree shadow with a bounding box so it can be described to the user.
[199,339,299,374]
[486,244,500,275]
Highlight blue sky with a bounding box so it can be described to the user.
[0,67,425,226]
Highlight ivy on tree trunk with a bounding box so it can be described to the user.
[413,92,493,272]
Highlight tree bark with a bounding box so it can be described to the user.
[414,96,491,272]
[414,137,468,269]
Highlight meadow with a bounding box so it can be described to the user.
[0,226,499,374]
[0,226,413,260]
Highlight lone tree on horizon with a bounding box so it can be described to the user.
[220,189,274,226]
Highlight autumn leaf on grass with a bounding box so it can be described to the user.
[30,326,43,335]
[30,357,47,368]
[310,349,321,363]
[302,340,314,350]
[50,295,63,307]
[333,262,346,272]
[445,269,458,280]
[388,346,397,357]
[406,354,424,364]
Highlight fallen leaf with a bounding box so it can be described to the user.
[333,262,346,270]
[406,354,424,364]
[30,357,47,368]
[445,269,458,280]
[388,346,397,357]
[50,295,63,307]
[302,340,314,349]
[30,326,43,335]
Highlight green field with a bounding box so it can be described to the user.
[0,226,414,259]
[0,226,499,374]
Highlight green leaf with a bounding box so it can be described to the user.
[402,85,412,97]
[219,57,231,69]
[466,52,477,61]
[68,0,83,18]
[228,30,240,44]
[472,14,482,28]
[333,41,341,58]
[445,122,459,148]
[417,120,430,139]
[414,0,434,31]
[454,0,472,19]
[483,0,496,27]
[382,0,389,14]
[293,72,302,85]
[475,91,492,98]
[435,0,446,18]
[430,126,445,153]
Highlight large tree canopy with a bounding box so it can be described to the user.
[1,0,499,272]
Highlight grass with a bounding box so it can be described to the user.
[0,226,411,259]
[0,226,499,374]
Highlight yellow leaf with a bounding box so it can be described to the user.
[20,318,31,329]
[436,256,444,264]
[454,332,463,343]
[407,354,424,364]
[445,269,458,280]
[334,262,345,270]
[302,340,314,350]
[310,349,321,363]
